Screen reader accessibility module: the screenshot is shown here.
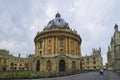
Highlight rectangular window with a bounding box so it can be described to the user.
[93,61,96,64]
[11,63,14,66]
[93,66,96,69]
[82,58,84,61]
[82,63,84,65]
[20,64,22,66]
[49,39,51,43]
[87,66,89,69]
[60,39,64,47]
[93,57,96,60]
[71,50,74,53]
[48,49,51,53]
[22,67,24,70]
[4,59,6,64]
[25,64,27,66]
[40,51,42,55]
[19,67,21,70]
[15,64,17,66]
[48,39,52,47]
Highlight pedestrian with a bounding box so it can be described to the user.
[99,69,104,75]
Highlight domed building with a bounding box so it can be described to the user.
[33,13,82,73]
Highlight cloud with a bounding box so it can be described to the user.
[0,40,28,56]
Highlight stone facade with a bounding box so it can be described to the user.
[0,53,34,71]
[81,48,103,71]
[0,54,9,71]
[33,13,82,73]
[107,24,120,71]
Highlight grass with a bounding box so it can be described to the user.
[0,71,80,79]
[0,71,50,79]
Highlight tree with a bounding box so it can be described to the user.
[0,49,13,56]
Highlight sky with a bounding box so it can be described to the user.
[0,0,120,65]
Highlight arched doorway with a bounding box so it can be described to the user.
[59,60,65,72]
[46,60,51,71]
[36,60,40,71]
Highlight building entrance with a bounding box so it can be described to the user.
[59,60,65,72]
[36,60,40,71]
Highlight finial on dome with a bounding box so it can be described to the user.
[55,12,61,18]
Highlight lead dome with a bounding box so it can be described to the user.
[47,12,69,28]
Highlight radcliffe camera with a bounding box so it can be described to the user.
[0,0,120,80]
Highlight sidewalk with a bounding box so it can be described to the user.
[108,71,120,80]
[116,72,120,76]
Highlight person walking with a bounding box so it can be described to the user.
[99,69,104,75]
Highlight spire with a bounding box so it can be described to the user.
[114,23,118,32]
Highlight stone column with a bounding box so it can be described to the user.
[56,37,58,54]
[52,37,54,55]
[43,38,45,54]
[66,38,68,54]
[68,37,69,54]
[54,36,56,54]
[37,42,39,56]
[45,38,48,55]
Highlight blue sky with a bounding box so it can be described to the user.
[0,0,120,65]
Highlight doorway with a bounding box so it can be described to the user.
[59,60,65,72]
[36,60,40,71]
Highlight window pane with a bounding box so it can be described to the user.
[60,39,64,46]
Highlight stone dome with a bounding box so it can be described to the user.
[47,12,68,28]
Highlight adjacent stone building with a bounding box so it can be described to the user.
[0,52,34,71]
[0,53,9,71]
[33,13,82,73]
[81,48,103,71]
[8,54,33,71]
[107,24,120,71]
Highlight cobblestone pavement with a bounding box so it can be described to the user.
[31,71,120,80]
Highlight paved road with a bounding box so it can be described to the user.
[32,71,120,80]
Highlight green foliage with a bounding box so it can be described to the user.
[0,49,13,57]
[0,71,74,79]
[0,49,9,54]
[0,71,51,79]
